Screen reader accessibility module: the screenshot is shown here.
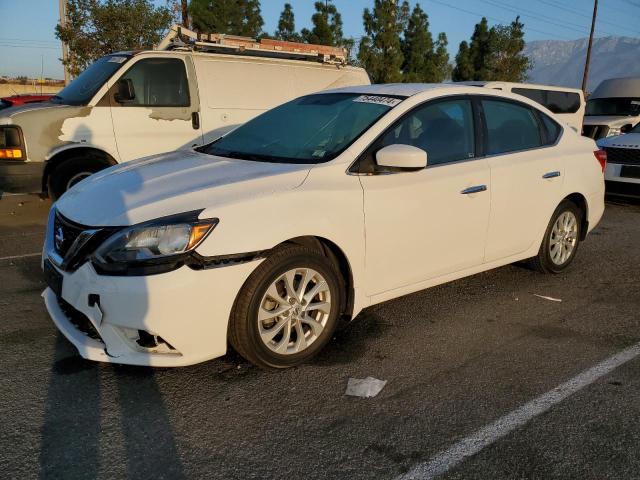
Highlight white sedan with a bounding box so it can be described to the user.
[42,84,606,368]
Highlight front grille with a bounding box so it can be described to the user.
[605,147,640,166]
[57,296,104,343]
[583,125,610,140]
[53,212,86,258]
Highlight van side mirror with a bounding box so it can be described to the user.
[115,78,135,103]
[375,144,427,171]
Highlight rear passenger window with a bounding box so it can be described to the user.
[482,99,542,155]
[379,99,475,166]
[119,58,190,107]
[539,112,562,145]
[512,88,581,114]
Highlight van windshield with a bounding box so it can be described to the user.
[51,54,131,106]
[586,97,640,116]
[204,93,403,164]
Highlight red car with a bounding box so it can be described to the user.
[0,93,53,110]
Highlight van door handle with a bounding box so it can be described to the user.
[461,185,487,194]
[542,171,561,179]
[191,112,200,130]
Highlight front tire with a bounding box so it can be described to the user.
[229,245,343,369]
[529,200,583,274]
[48,154,112,200]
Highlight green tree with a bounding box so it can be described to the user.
[275,3,301,42]
[452,40,473,81]
[401,3,449,83]
[55,0,173,77]
[358,0,410,84]
[490,16,531,82]
[189,0,263,38]
[468,17,495,81]
[452,16,530,82]
[301,1,344,46]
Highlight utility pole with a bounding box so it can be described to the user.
[581,0,598,95]
[58,0,70,85]
[181,0,189,28]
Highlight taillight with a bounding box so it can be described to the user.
[594,149,607,173]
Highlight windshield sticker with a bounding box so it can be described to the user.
[108,56,127,63]
[353,95,402,107]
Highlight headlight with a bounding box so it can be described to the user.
[93,213,218,275]
[607,127,621,137]
[0,126,26,160]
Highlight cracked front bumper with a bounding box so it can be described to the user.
[42,257,261,367]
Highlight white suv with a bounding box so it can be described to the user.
[42,84,605,369]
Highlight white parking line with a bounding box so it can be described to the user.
[397,342,640,480]
[0,252,41,262]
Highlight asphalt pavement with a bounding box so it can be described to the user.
[1,193,639,480]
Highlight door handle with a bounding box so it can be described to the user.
[542,171,561,179]
[191,111,200,130]
[461,185,487,195]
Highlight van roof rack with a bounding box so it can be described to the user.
[157,24,348,65]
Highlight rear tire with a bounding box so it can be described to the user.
[229,245,343,369]
[529,200,583,274]
[48,154,112,200]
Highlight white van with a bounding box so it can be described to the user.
[457,81,585,132]
[0,26,369,198]
[583,77,640,140]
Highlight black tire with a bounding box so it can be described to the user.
[529,199,583,274]
[229,244,343,369]
[47,154,112,200]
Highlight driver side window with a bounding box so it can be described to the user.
[379,98,476,166]
[118,58,190,107]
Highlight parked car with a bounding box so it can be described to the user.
[583,77,640,140]
[597,121,640,197]
[456,81,585,132]
[0,25,369,198]
[0,93,53,110]
[42,84,605,368]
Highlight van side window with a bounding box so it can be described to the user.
[482,99,542,155]
[120,58,190,107]
[379,99,475,166]
[512,88,581,114]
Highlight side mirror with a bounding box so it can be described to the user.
[620,124,633,134]
[375,144,427,170]
[115,78,135,103]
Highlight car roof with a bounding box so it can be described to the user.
[322,83,476,97]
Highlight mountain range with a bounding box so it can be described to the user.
[523,36,640,92]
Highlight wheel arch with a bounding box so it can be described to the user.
[563,192,589,240]
[43,146,117,193]
[278,236,356,323]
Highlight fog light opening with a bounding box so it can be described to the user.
[136,330,177,352]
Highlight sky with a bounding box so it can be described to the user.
[1,0,639,79]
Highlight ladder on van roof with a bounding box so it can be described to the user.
[156,24,348,65]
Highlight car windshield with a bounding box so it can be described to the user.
[51,54,131,106]
[586,97,640,116]
[204,93,403,164]
[631,122,640,133]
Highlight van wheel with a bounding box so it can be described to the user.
[529,200,582,274]
[48,154,112,200]
[229,245,343,369]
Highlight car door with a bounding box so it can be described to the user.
[357,97,491,296]
[481,97,564,262]
[108,55,203,162]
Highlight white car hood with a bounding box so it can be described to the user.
[56,150,312,226]
[597,132,640,149]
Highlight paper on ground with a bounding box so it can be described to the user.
[533,294,562,302]
[345,377,387,398]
